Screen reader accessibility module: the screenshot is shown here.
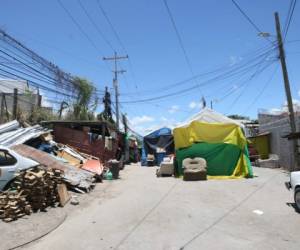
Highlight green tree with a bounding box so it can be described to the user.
[72,77,98,120]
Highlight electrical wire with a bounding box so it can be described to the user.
[225,59,277,113]
[163,0,199,90]
[57,0,109,73]
[95,0,139,89]
[242,64,279,115]
[119,47,277,103]
[0,68,76,98]
[119,43,276,96]
[0,45,75,90]
[231,0,273,45]
[283,0,297,40]
[77,0,115,52]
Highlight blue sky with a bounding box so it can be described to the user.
[1,0,299,134]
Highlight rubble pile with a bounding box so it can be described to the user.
[0,166,65,222]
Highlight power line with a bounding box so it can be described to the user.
[95,0,126,53]
[0,68,76,98]
[0,28,76,90]
[231,0,273,44]
[226,59,277,113]
[283,0,297,40]
[0,49,75,91]
[56,0,106,59]
[11,32,106,70]
[119,47,277,103]
[119,43,276,96]
[283,0,294,35]
[163,0,199,89]
[77,0,115,52]
[242,65,279,115]
[95,0,139,89]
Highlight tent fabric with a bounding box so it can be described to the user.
[178,108,244,128]
[143,127,174,162]
[173,121,247,150]
[173,121,253,179]
[144,127,172,139]
[144,135,174,155]
[176,142,252,178]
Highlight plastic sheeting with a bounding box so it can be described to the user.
[178,108,244,128]
[143,127,174,156]
[173,121,246,150]
[173,121,253,179]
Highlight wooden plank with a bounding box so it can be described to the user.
[57,183,71,207]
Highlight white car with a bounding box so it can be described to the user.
[285,171,300,212]
[0,146,39,190]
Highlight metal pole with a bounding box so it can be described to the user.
[275,12,299,170]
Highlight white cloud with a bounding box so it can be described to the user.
[189,101,201,109]
[130,115,154,126]
[263,99,300,115]
[161,116,168,122]
[168,105,179,114]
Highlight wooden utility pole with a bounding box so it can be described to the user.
[13,88,18,119]
[122,114,129,163]
[275,12,299,170]
[103,52,128,130]
[58,101,68,119]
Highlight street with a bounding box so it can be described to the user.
[22,164,300,250]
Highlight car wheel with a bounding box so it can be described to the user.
[294,187,300,212]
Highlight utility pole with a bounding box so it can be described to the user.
[122,114,129,163]
[103,52,128,130]
[13,88,18,119]
[58,101,68,119]
[275,12,299,170]
[102,86,112,121]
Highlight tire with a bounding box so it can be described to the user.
[294,187,300,212]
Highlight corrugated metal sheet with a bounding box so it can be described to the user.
[0,120,20,134]
[0,121,51,147]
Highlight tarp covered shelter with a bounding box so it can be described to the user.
[173,115,253,179]
[143,127,174,165]
[179,108,244,128]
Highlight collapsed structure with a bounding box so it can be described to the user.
[0,119,123,222]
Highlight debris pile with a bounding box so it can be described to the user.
[0,190,31,222]
[12,144,96,193]
[0,166,65,222]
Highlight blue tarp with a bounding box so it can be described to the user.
[144,127,172,139]
[142,127,174,166]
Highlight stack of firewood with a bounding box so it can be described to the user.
[0,190,31,222]
[0,166,65,222]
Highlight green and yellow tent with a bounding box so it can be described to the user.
[173,121,253,179]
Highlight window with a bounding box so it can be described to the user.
[0,150,17,166]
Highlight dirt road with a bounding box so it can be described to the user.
[22,164,300,250]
